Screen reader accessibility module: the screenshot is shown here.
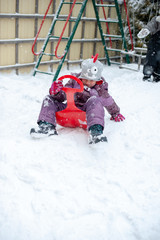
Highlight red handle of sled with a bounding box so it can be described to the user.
[56,75,87,129]
[58,75,84,111]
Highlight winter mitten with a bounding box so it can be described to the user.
[49,80,63,95]
[137,28,150,39]
[156,16,160,22]
[75,92,90,103]
[110,113,125,122]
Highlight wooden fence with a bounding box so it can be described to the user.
[0,0,126,74]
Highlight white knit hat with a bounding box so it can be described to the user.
[79,54,103,81]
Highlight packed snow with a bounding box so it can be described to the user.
[0,64,160,240]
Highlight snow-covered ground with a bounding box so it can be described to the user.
[0,64,160,240]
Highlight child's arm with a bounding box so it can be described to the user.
[138,16,160,38]
[106,99,125,122]
[96,81,125,121]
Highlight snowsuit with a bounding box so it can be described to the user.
[38,73,120,129]
[143,16,160,77]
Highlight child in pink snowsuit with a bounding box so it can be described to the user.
[30,54,125,144]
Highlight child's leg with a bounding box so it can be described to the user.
[37,95,66,126]
[153,50,160,82]
[143,39,156,80]
[83,97,107,144]
[84,96,105,130]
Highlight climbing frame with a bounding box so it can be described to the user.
[32,0,129,81]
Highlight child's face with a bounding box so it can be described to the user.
[81,78,96,88]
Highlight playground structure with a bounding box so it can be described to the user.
[119,47,147,71]
[32,0,131,82]
[0,0,135,75]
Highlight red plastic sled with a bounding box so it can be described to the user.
[56,75,87,129]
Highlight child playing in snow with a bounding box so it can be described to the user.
[138,15,160,82]
[30,54,125,144]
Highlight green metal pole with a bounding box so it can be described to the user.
[114,0,130,63]
[52,0,89,82]
[92,0,111,66]
[33,0,65,76]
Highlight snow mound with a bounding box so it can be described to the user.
[0,65,160,240]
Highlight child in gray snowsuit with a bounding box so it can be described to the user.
[138,15,160,82]
[30,55,125,144]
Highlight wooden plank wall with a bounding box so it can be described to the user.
[0,0,125,74]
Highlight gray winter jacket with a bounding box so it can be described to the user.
[146,16,160,35]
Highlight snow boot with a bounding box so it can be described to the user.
[143,75,152,82]
[88,124,107,144]
[153,75,160,82]
[30,121,58,138]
